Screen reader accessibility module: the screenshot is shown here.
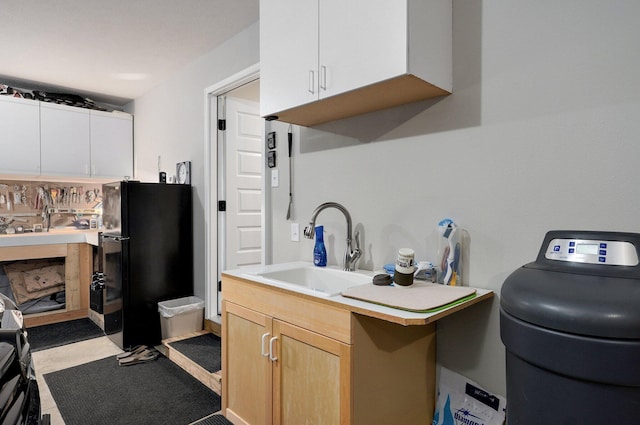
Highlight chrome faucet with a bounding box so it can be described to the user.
[304,202,361,271]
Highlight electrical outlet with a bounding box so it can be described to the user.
[271,169,279,187]
[291,223,300,242]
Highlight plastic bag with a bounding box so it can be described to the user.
[433,366,506,425]
[158,296,204,318]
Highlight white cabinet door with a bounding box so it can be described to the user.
[260,0,318,116]
[90,111,133,178]
[40,103,91,177]
[0,97,40,175]
[319,0,407,98]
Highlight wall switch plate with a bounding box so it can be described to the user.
[291,223,300,242]
[271,169,279,187]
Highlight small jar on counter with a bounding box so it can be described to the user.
[394,248,415,287]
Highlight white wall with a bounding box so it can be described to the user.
[128,0,640,397]
[266,0,640,396]
[125,22,260,301]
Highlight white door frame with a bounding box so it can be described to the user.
[203,63,265,322]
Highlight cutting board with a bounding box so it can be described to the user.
[341,282,477,313]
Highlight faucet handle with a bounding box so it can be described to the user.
[345,231,362,271]
[303,224,315,239]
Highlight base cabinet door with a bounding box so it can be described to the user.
[222,301,351,425]
[273,319,351,425]
[223,302,272,425]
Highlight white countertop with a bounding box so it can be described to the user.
[223,262,494,326]
[0,229,100,247]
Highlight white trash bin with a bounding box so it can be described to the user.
[158,296,204,339]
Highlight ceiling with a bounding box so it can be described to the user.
[0,0,259,107]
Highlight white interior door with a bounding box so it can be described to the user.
[225,96,263,267]
[217,85,263,314]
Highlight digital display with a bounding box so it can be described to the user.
[576,243,599,255]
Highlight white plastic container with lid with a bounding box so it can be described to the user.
[394,248,415,287]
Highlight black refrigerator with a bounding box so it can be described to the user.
[100,181,193,349]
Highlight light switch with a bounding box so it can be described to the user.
[291,223,300,242]
[271,169,279,187]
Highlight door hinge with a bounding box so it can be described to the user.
[218,119,226,131]
[218,280,222,292]
[218,200,226,212]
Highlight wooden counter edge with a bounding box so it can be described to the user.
[221,272,494,327]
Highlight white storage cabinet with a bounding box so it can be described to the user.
[40,102,91,177]
[0,96,41,175]
[1,98,133,179]
[260,0,452,126]
[90,111,133,179]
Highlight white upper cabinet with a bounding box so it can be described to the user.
[40,102,91,177]
[0,98,134,179]
[318,0,407,98]
[260,0,318,115]
[260,0,452,126]
[90,111,133,179]
[0,97,41,176]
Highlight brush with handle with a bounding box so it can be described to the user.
[286,125,293,220]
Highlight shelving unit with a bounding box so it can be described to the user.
[0,243,92,327]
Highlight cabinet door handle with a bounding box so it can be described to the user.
[269,336,278,362]
[261,333,270,357]
[308,70,315,94]
[320,65,327,91]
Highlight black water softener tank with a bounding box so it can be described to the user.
[500,231,640,424]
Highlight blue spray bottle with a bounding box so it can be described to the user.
[313,225,327,267]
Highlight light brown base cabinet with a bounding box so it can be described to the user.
[222,275,437,425]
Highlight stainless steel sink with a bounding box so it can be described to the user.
[248,264,372,297]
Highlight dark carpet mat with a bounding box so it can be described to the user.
[168,333,221,373]
[27,318,104,352]
[192,414,234,425]
[44,353,220,425]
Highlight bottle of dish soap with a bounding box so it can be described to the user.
[313,225,327,267]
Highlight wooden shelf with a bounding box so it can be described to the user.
[0,242,91,328]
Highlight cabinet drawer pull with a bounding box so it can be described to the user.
[308,70,315,94]
[269,336,278,361]
[261,333,270,357]
[320,65,327,91]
